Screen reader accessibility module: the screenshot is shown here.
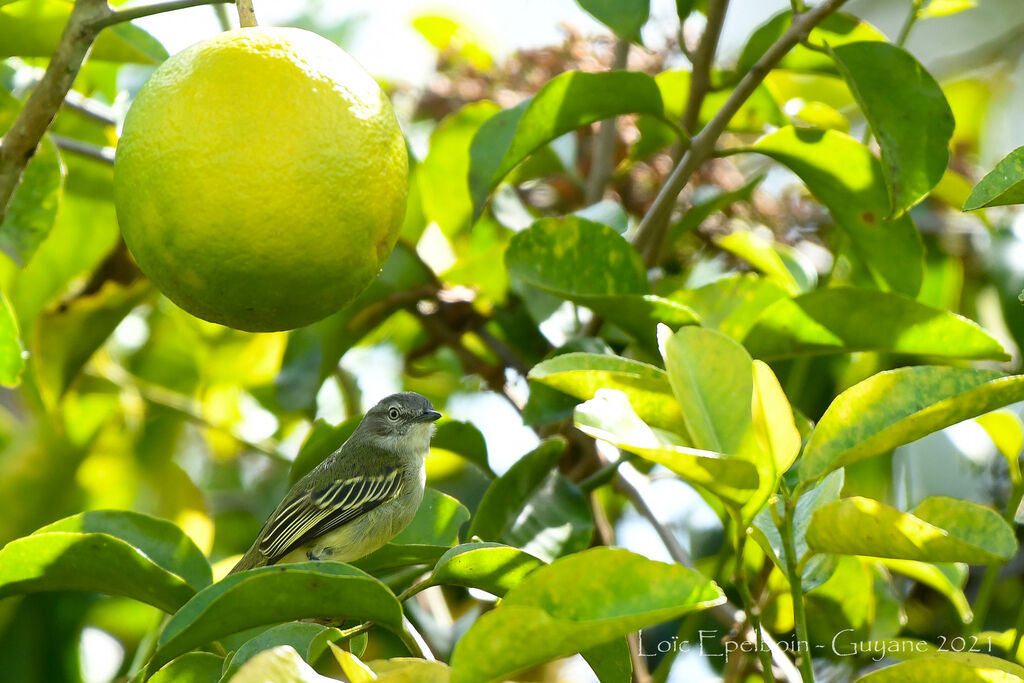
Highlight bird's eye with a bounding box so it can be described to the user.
[388,407,400,420]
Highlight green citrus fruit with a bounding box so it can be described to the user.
[114,27,408,332]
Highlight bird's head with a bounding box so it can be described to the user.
[360,392,441,454]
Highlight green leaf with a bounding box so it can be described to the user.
[975,411,1023,481]
[0,1,167,63]
[0,126,64,266]
[575,0,649,42]
[877,559,971,622]
[449,547,725,683]
[422,542,545,597]
[752,470,844,590]
[751,359,800,476]
[661,326,754,454]
[830,42,954,215]
[800,367,1024,481]
[33,280,151,407]
[36,509,211,591]
[964,145,1024,210]
[150,562,403,672]
[574,389,759,502]
[469,71,671,216]
[0,533,197,613]
[806,496,1017,563]
[856,657,1023,682]
[743,288,1007,361]
[505,217,698,348]
[433,419,492,476]
[582,641,632,683]
[420,101,499,237]
[288,417,359,486]
[528,352,683,432]
[220,622,327,683]
[750,127,923,296]
[634,72,783,157]
[667,175,763,246]
[664,275,788,342]
[149,652,223,683]
[468,439,593,562]
[0,289,24,387]
[714,229,801,295]
[738,11,886,75]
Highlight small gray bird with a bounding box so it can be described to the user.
[229,392,440,574]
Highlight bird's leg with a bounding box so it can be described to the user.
[306,550,321,561]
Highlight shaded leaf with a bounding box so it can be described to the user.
[877,559,971,622]
[36,509,211,591]
[289,417,360,486]
[800,367,1024,481]
[354,489,469,573]
[806,496,1016,563]
[449,547,724,683]
[432,419,492,476]
[468,439,593,562]
[576,0,649,42]
[528,352,683,432]
[750,127,923,296]
[964,145,1024,210]
[220,622,327,683]
[743,288,1007,361]
[469,71,671,216]
[830,42,954,215]
[582,640,632,683]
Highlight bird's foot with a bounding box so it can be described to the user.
[306,550,321,561]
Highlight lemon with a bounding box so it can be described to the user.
[114,27,408,332]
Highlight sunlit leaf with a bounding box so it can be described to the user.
[918,0,977,19]
[664,275,789,342]
[714,229,801,295]
[150,562,403,671]
[800,367,1024,481]
[964,145,1024,210]
[149,652,223,683]
[449,547,724,683]
[528,352,683,432]
[855,654,1024,682]
[749,127,923,296]
[469,71,673,216]
[743,288,1007,361]
[226,645,338,683]
[830,41,954,215]
[738,11,885,75]
[419,542,545,597]
[220,622,327,683]
[0,288,24,387]
[575,0,649,42]
[807,496,1016,563]
[975,411,1023,482]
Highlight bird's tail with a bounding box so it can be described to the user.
[228,545,268,575]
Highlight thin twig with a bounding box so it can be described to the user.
[681,0,729,136]
[97,0,233,29]
[630,0,849,267]
[584,38,630,205]
[50,134,114,164]
[895,0,923,47]
[62,89,117,127]
[790,0,808,13]
[235,0,257,27]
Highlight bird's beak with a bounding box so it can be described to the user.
[417,409,442,423]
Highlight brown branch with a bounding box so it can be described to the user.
[235,0,257,27]
[681,0,729,136]
[584,38,630,205]
[631,0,849,267]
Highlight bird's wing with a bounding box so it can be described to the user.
[257,468,403,561]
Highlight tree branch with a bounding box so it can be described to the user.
[50,134,114,164]
[584,38,630,205]
[235,0,257,27]
[631,0,849,267]
[681,0,729,136]
[97,0,233,29]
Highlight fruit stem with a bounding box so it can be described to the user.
[235,0,258,27]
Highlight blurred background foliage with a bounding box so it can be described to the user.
[1,0,1024,681]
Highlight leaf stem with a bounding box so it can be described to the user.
[235,0,258,27]
[895,0,923,47]
[732,515,776,682]
[776,498,814,682]
[631,0,849,267]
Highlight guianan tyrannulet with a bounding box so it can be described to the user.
[229,392,440,574]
